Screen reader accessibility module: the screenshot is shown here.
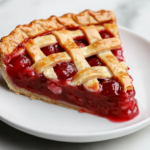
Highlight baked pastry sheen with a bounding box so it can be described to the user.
[0,10,139,122]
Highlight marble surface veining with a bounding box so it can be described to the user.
[0,0,150,150]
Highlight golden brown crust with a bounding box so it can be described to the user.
[31,37,122,74]
[53,29,100,91]
[72,66,112,85]
[80,25,132,91]
[25,39,46,62]
[25,39,57,79]
[0,9,116,56]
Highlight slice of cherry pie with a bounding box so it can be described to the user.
[0,10,139,122]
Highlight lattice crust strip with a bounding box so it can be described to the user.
[34,25,118,48]
[25,24,132,90]
[25,39,57,79]
[72,66,112,85]
[31,24,121,75]
[26,27,116,85]
[80,25,132,91]
[0,10,116,55]
[52,29,100,91]
[24,23,132,92]
[31,37,122,73]
[29,25,121,91]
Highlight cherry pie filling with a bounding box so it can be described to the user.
[5,29,139,122]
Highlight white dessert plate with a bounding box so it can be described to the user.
[0,26,150,143]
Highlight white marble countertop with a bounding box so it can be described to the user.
[0,0,150,149]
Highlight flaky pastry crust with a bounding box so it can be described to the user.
[0,9,116,56]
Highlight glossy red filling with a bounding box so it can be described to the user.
[5,30,139,122]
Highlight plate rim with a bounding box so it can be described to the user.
[0,26,150,142]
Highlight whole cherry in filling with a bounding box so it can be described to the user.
[54,62,77,80]
[41,44,64,56]
[99,30,114,39]
[101,80,122,96]
[5,30,139,122]
[87,56,104,67]
[7,53,33,79]
[111,48,125,62]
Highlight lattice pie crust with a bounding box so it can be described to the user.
[0,10,133,111]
